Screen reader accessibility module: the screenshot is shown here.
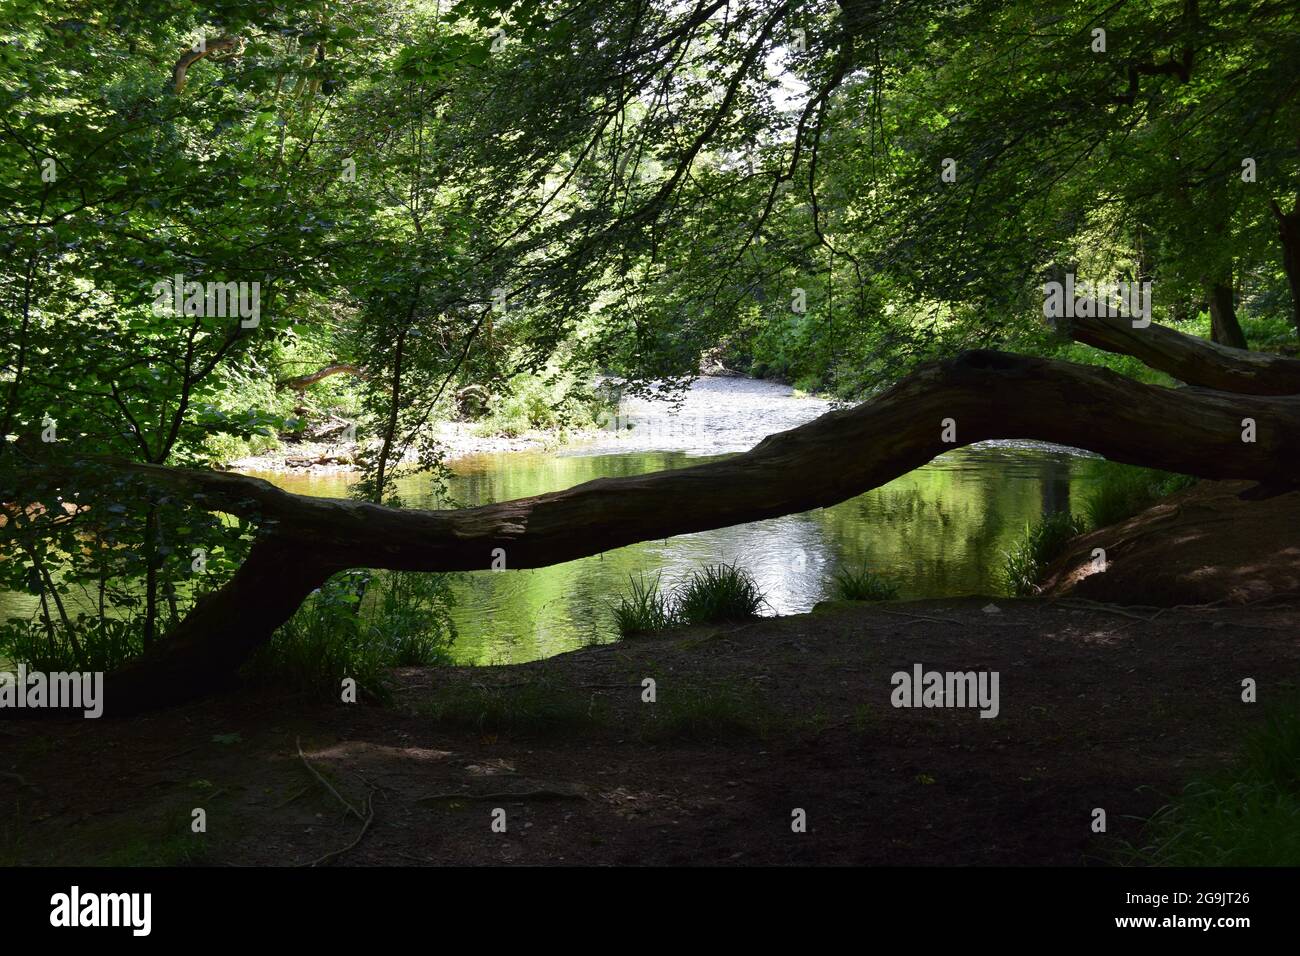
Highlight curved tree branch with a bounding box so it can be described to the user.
[10,349,1292,715]
[275,364,367,391]
[1056,310,1300,395]
[172,37,242,93]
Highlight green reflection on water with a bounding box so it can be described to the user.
[0,443,1113,667]
[257,443,1108,665]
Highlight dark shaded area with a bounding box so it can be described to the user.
[4,598,1295,865]
[1041,480,1300,606]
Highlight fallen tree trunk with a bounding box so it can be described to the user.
[14,350,1300,715]
[1056,310,1300,395]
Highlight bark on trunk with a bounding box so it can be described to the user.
[19,349,1292,716]
[1059,310,1300,394]
[1207,279,1248,350]
[1271,198,1300,336]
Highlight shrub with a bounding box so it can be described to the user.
[1001,511,1086,597]
[832,566,900,601]
[244,570,456,702]
[367,569,459,667]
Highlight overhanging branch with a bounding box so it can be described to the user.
[1056,310,1300,395]
[172,37,242,93]
[12,349,1298,715]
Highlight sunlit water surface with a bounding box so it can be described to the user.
[3,377,1111,665]
[255,378,1105,664]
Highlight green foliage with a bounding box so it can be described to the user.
[1002,512,1088,597]
[610,573,674,637]
[0,469,257,672]
[368,569,460,666]
[471,363,609,438]
[832,566,900,602]
[1,615,142,673]
[999,463,1197,596]
[2,0,1297,677]
[244,570,456,702]
[673,563,768,626]
[196,363,300,461]
[1083,466,1198,529]
[1120,704,1300,866]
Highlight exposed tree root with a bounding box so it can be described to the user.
[299,790,376,868]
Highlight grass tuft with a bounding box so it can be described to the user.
[611,563,767,637]
[673,563,767,626]
[1001,511,1086,597]
[832,566,900,601]
[610,573,674,636]
[1118,704,1300,866]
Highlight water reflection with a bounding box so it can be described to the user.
[259,441,1103,665]
[1,375,1112,667]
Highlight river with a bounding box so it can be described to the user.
[3,376,1109,666]
[248,376,1105,664]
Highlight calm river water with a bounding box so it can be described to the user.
[252,377,1104,664]
[4,377,1110,665]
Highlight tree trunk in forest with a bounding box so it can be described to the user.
[103,539,336,711]
[13,348,1287,716]
[1271,198,1300,336]
[141,504,161,649]
[373,319,412,502]
[1207,277,1248,350]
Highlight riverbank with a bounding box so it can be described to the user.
[1041,480,1300,606]
[5,594,1296,866]
[222,374,833,473]
[223,420,604,474]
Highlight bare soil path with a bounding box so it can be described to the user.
[4,597,1295,866]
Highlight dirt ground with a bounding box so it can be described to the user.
[4,596,1297,866]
